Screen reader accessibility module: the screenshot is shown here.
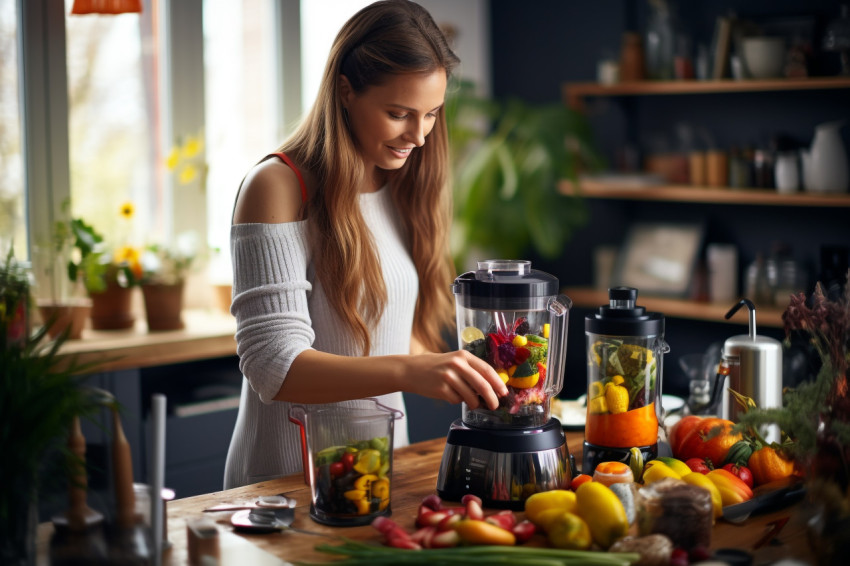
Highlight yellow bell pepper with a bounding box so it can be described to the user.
[604,382,629,414]
[343,489,366,501]
[353,473,378,493]
[353,497,371,515]
[589,380,605,399]
[372,477,390,500]
[588,395,609,414]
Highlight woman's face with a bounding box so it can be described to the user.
[341,69,447,186]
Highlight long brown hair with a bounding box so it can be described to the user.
[280,0,459,354]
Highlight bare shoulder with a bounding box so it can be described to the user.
[233,157,305,224]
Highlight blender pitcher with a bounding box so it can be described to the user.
[288,399,403,526]
[453,260,571,428]
[437,260,573,510]
[583,287,669,474]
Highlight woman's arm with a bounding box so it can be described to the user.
[275,348,507,410]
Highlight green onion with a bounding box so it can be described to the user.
[294,539,640,565]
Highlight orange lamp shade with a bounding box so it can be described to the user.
[71,0,143,14]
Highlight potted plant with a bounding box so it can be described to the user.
[1,246,32,347]
[88,203,144,331]
[139,231,201,331]
[445,79,603,270]
[36,203,108,340]
[1,248,103,565]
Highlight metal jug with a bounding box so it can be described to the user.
[707,299,783,441]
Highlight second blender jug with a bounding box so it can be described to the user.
[583,287,668,474]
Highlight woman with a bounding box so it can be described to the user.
[224,0,506,489]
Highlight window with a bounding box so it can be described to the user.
[202,0,279,281]
[0,0,24,260]
[64,0,160,251]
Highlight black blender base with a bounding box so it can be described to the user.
[436,419,573,511]
[582,441,657,475]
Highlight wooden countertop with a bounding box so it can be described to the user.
[40,431,814,565]
[55,309,237,374]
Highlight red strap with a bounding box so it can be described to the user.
[271,152,308,204]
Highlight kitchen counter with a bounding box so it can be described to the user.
[37,431,815,565]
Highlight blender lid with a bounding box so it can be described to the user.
[585,286,664,336]
[452,260,559,310]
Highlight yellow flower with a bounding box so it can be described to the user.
[178,164,198,185]
[181,135,203,159]
[166,147,180,171]
[113,246,143,280]
[120,202,135,219]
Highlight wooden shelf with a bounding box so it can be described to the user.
[563,77,850,109]
[559,178,850,207]
[55,309,237,374]
[564,286,786,329]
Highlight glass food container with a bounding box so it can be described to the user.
[288,399,403,526]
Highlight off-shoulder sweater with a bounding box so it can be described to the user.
[223,187,415,489]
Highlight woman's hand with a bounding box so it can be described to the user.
[402,350,508,410]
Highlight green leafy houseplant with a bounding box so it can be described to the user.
[45,200,109,297]
[1,250,104,565]
[445,80,603,270]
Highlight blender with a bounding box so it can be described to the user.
[436,260,573,510]
[583,287,669,474]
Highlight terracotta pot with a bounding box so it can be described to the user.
[37,299,92,340]
[141,282,185,331]
[90,282,136,330]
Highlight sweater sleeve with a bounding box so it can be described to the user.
[230,222,315,403]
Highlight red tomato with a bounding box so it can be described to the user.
[722,463,754,489]
[329,462,345,477]
[685,458,712,474]
[342,452,355,472]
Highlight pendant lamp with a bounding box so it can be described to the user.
[71,0,142,14]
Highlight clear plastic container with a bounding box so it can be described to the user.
[452,260,571,429]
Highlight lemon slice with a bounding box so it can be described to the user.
[461,326,485,344]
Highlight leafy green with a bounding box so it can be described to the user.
[445,79,603,270]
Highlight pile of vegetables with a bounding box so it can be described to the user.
[668,414,798,488]
[312,437,392,518]
[461,316,551,420]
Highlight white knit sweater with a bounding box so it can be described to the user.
[223,187,415,489]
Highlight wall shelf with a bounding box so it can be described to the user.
[559,178,850,207]
[564,286,786,329]
[563,77,850,109]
